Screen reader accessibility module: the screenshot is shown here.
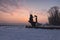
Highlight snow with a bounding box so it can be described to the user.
[0,26,60,40]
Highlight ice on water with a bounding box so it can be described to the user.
[0,26,60,40]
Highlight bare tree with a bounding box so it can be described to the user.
[48,6,60,25]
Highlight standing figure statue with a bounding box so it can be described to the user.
[34,15,37,26]
[29,14,35,27]
[29,14,33,23]
[34,15,37,23]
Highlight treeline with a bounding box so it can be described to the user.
[48,6,60,25]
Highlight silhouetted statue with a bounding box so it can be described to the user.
[34,15,37,26]
[28,14,38,27]
[34,15,37,23]
[29,14,36,27]
[29,14,33,23]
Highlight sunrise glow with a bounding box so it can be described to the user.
[0,0,60,24]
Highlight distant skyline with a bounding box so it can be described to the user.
[0,0,60,24]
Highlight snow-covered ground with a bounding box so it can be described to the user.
[0,26,60,40]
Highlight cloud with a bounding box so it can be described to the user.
[0,0,23,15]
[0,0,19,6]
[0,0,49,23]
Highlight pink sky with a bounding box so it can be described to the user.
[0,0,57,24]
[0,6,48,24]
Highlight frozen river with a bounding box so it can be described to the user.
[0,26,60,40]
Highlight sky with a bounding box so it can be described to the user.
[0,0,60,24]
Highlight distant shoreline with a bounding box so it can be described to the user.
[0,24,25,26]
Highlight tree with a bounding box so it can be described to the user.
[48,6,60,25]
